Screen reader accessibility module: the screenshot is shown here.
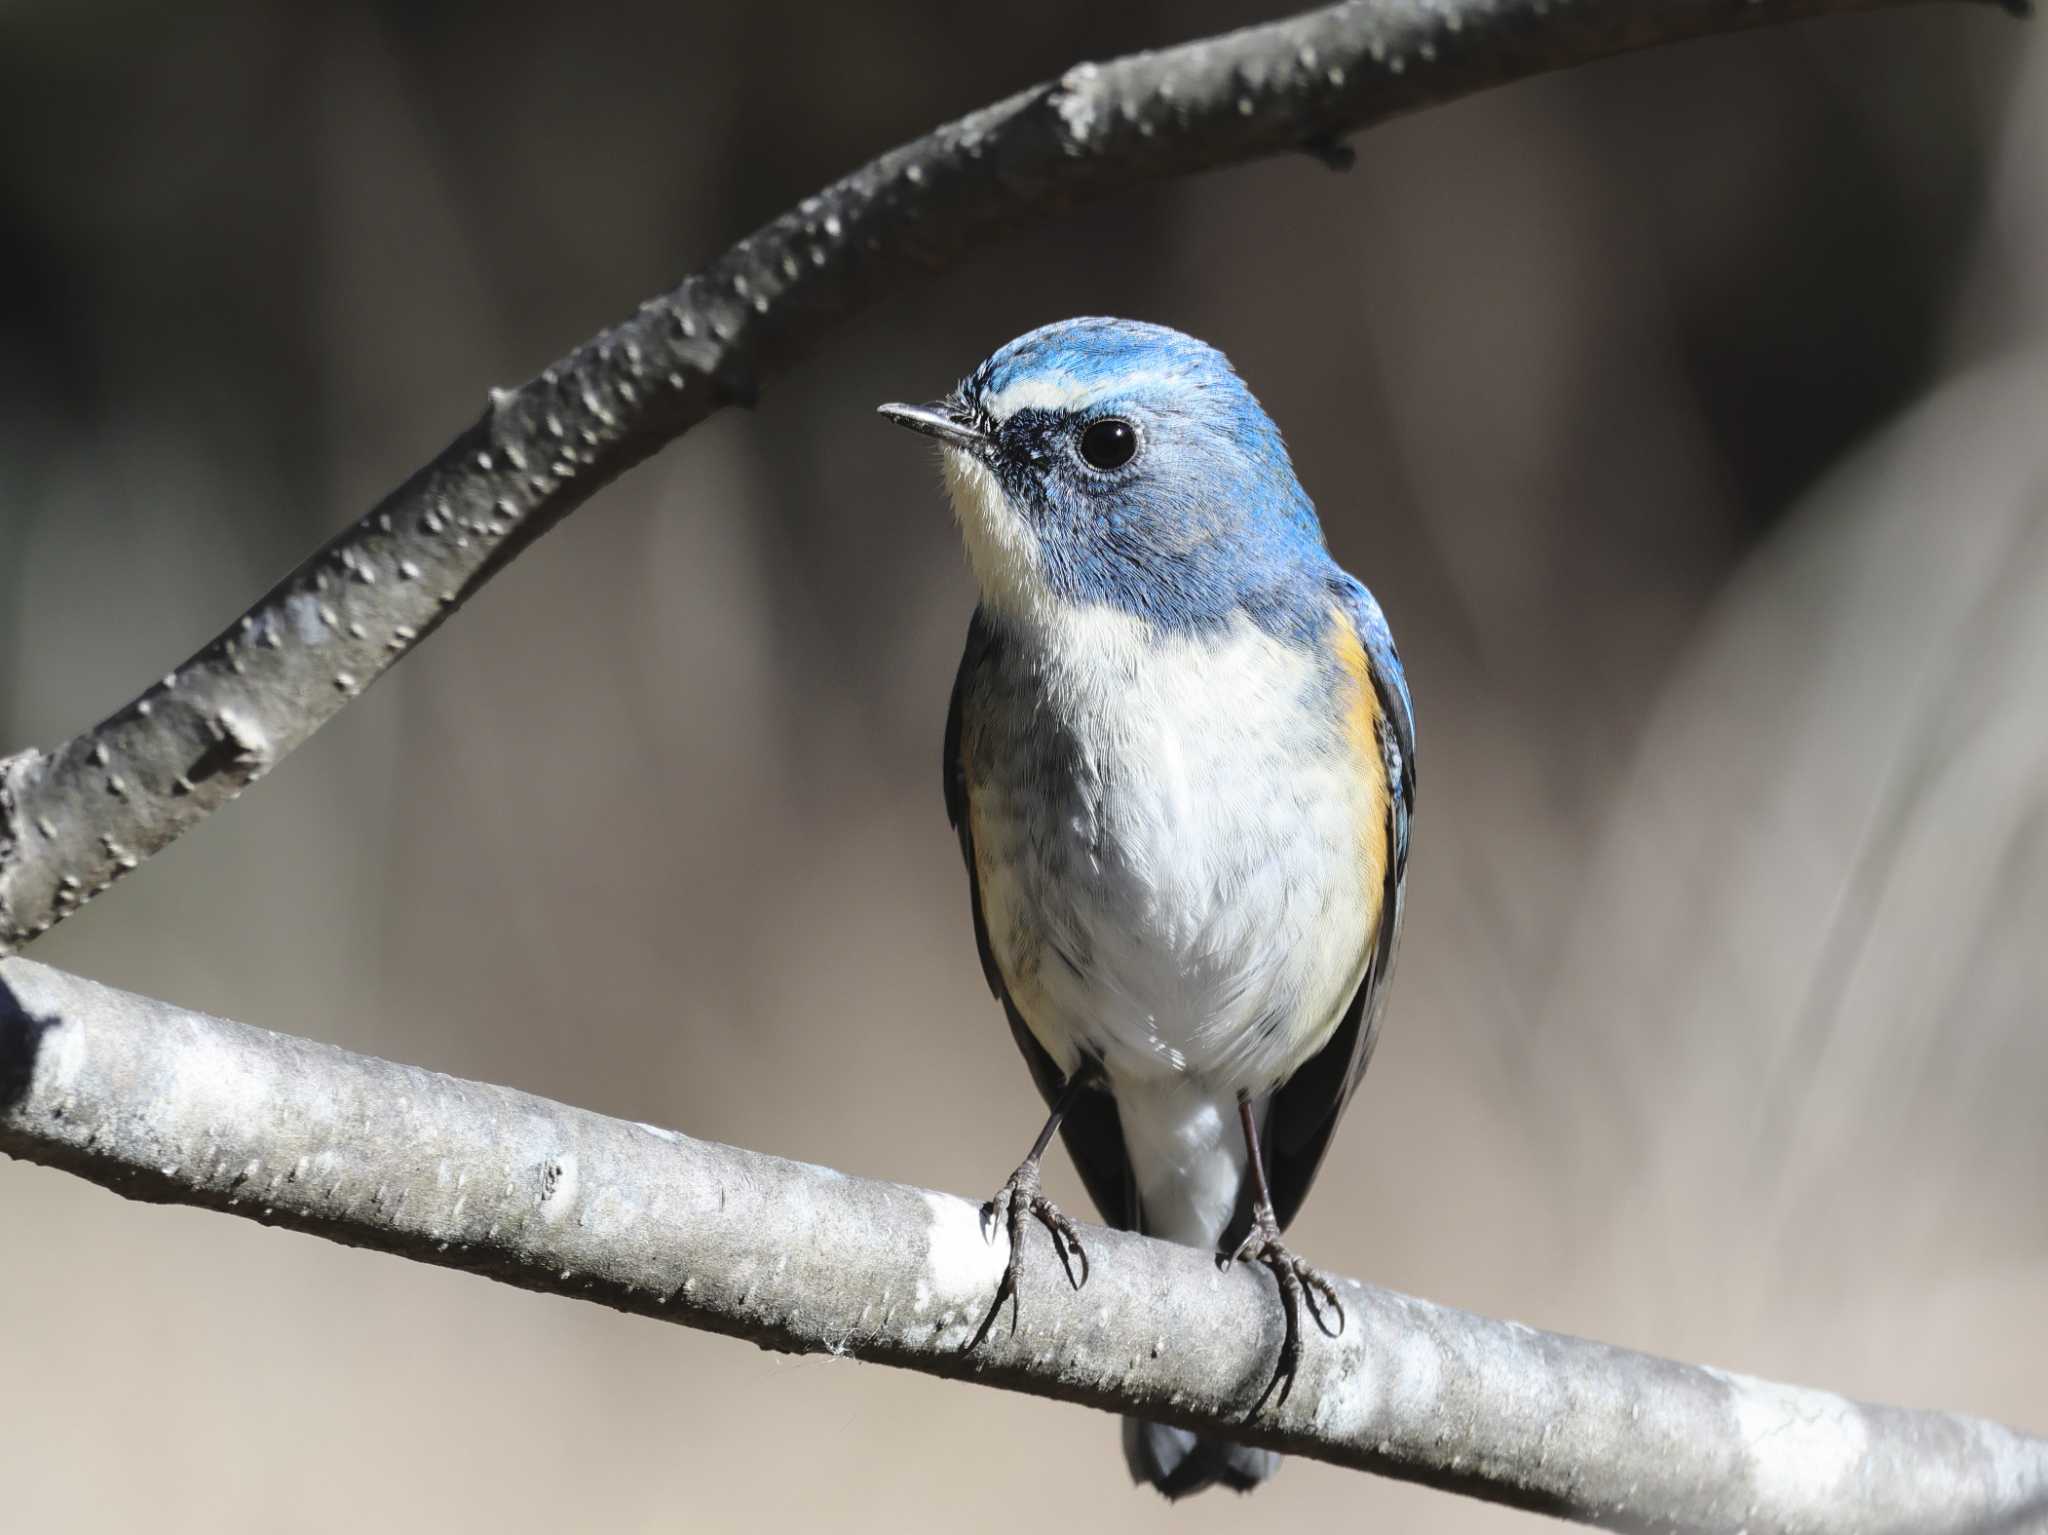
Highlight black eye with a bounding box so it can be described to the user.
[1077,417,1138,471]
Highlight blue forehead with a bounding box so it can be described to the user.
[963,317,1234,403]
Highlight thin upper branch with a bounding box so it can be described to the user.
[2,956,2043,1533]
[0,0,2015,953]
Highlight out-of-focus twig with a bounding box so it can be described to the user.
[0,0,2016,954]
[3,957,2043,1533]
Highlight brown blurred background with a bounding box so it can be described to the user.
[2,3,2044,1530]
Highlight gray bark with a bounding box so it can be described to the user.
[3,957,2043,1533]
[0,0,2014,954]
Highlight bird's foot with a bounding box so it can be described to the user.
[964,1157,1089,1352]
[1225,1207,1345,1408]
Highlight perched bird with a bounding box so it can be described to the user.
[880,318,1414,1498]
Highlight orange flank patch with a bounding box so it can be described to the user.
[1329,605,1392,934]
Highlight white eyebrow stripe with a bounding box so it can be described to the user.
[981,373,1082,418]
[981,366,1188,422]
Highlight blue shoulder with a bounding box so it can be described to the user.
[1334,571,1415,814]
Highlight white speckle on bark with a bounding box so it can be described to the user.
[1055,64,1102,141]
[166,1027,269,1134]
[286,591,328,644]
[1387,1322,1446,1419]
[1710,1369,1868,1511]
[918,1191,1004,1309]
[38,1011,89,1095]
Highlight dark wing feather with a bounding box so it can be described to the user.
[946,609,1139,1231]
[1261,580,1416,1232]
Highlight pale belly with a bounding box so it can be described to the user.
[964,613,1378,1099]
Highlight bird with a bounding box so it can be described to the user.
[878,317,1414,1498]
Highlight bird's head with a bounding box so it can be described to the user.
[881,318,1331,636]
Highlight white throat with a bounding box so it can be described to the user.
[941,446,1060,626]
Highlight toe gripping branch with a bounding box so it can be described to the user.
[966,1072,1094,1353]
[1228,1094,1345,1411]
[958,1077,1347,1411]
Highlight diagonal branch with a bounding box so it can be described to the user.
[4,956,2045,1533]
[0,0,2017,954]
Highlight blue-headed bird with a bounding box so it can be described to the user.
[880,318,1414,1497]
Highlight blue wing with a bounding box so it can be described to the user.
[1259,573,1414,1230]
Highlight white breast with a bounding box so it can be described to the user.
[968,605,1377,1100]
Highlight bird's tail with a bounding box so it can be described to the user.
[1122,1417,1280,1499]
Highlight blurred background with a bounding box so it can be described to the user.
[2,3,2043,1530]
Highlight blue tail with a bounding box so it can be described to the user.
[1122,1418,1280,1498]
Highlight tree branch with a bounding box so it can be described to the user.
[0,0,2016,953]
[3,956,2042,1533]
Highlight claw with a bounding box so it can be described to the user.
[1301,1267,1345,1338]
[1231,1206,1345,1411]
[1039,1202,1090,1290]
[964,1159,1090,1353]
[979,1183,1012,1246]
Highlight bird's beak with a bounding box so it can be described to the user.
[877,398,987,454]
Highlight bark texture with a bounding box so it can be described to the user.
[4,957,2043,1534]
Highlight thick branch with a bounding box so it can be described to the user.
[0,0,2015,952]
[3,957,2043,1533]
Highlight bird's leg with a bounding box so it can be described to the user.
[965,1069,1094,1352]
[1226,1092,1345,1407]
